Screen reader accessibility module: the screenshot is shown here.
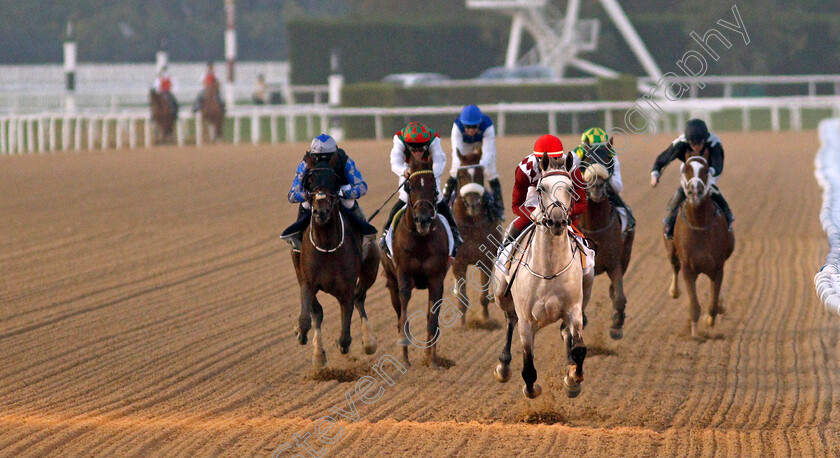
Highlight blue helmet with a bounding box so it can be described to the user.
[459,105,482,126]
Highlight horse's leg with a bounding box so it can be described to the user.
[296,285,315,346]
[335,289,354,355]
[606,266,626,340]
[425,276,445,369]
[310,296,326,367]
[397,274,414,366]
[518,320,541,399]
[682,269,702,339]
[582,268,594,330]
[706,268,725,327]
[666,239,681,298]
[354,284,377,356]
[494,297,517,383]
[621,229,635,274]
[452,262,469,326]
[479,265,491,321]
[562,305,587,398]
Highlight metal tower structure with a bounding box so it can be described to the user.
[467,0,662,81]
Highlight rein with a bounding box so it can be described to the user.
[521,236,577,280]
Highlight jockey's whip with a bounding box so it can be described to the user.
[367,183,403,222]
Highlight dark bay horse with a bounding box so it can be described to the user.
[149,89,176,143]
[579,145,634,339]
[380,155,451,368]
[200,82,224,142]
[451,147,500,325]
[665,155,734,338]
[293,153,380,367]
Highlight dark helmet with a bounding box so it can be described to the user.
[685,119,709,145]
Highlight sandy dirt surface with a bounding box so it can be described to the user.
[0,130,837,457]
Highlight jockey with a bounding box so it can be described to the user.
[443,104,505,221]
[153,66,179,115]
[280,134,378,251]
[575,127,635,232]
[379,121,464,256]
[193,61,224,113]
[651,118,734,239]
[500,134,589,248]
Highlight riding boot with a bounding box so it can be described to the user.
[343,201,378,236]
[710,187,735,231]
[192,92,203,113]
[442,176,458,206]
[280,204,312,251]
[489,178,506,221]
[502,221,523,246]
[379,200,406,251]
[663,187,686,240]
[437,201,464,257]
[171,96,180,118]
[607,189,635,231]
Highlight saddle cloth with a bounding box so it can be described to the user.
[385,207,454,259]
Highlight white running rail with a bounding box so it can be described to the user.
[814,119,840,315]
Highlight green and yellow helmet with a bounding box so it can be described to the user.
[573,146,586,159]
[581,127,608,146]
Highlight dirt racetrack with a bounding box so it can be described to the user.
[1,130,836,457]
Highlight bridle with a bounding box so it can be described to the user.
[680,156,712,199]
[535,170,572,229]
[305,165,345,252]
[406,169,438,220]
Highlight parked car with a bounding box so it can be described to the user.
[476,65,558,81]
[381,73,451,87]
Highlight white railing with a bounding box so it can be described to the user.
[638,74,840,98]
[814,119,840,315]
[1,95,839,154]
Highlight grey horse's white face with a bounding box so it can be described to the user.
[537,172,575,236]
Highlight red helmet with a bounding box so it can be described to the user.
[401,122,433,147]
[533,134,564,157]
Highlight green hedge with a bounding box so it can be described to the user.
[287,16,509,85]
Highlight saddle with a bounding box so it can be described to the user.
[383,207,454,259]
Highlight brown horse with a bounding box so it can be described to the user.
[149,89,176,143]
[200,82,224,142]
[665,154,734,338]
[380,155,451,368]
[579,145,633,339]
[451,147,499,325]
[292,153,380,367]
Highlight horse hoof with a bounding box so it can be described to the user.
[494,364,511,383]
[706,314,716,327]
[609,328,624,340]
[397,338,410,347]
[297,332,308,345]
[670,284,680,299]
[523,383,542,399]
[363,342,377,355]
[335,340,350,354]
[312,351,327,368]
[690,322,699,338]
[563,376,582,398]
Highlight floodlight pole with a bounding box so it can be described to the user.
[63,21,77,113]
[224,0,236,108]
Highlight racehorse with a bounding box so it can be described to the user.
[380,154,451,368]
[578,144,634,339]
[665,154,735,338]
[199,82,224,142]
[451,147,499,325]
[292,153,380,367]
[492,152,594,399]
[149,89,176,143]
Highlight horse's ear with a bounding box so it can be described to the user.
[539,152,549,172]
[564,152,574,172]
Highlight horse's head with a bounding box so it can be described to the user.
[681,156,712,206]
[536,152,576,236]
[406,155,438,235]
[580,144,614,202]
[304,152,341,226]
[455,147,485,216]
